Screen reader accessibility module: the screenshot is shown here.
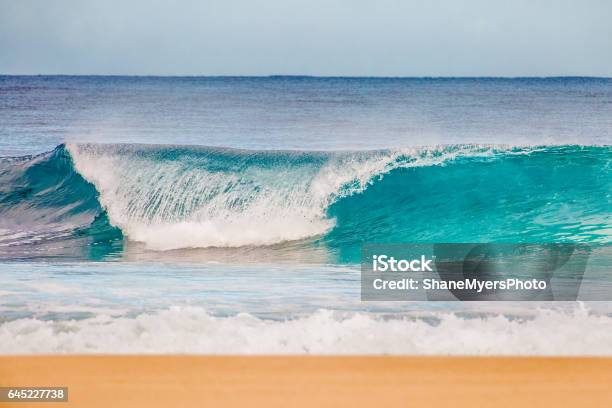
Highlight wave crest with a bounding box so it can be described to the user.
[1,143,609,257]
[67,143,508,250]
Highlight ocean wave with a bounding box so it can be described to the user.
[0,143,610,259]
[2,306,612,355]
[68,142,518,250]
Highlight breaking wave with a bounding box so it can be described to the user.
[0,143,609,260]
[2,306,612,355]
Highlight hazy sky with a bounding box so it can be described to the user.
[1,0,611,76]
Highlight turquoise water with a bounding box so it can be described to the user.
[0,144,610,262]
[0,76,611,354]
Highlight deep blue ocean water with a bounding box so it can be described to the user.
[0,76,611,354]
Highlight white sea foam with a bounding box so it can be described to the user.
[67,143,515,250]
[2,306,611,355]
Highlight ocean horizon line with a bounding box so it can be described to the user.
[2,74,612,80]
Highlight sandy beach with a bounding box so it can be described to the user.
[0,356,611,407]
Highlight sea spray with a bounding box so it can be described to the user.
[0,143,609,260]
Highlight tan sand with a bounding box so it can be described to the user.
[1,356,611,407]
